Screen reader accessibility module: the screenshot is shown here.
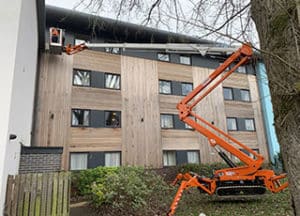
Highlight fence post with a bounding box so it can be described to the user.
[4,175,14,216]
[4,172,71,216]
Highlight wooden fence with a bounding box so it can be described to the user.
[4,172,71,216]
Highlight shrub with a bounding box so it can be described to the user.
[72,166,118,196]
[90,167,172,215]
[177,162,229,177]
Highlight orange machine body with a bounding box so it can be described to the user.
[167,44,288,216]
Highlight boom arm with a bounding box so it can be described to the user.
[177,44,263,177]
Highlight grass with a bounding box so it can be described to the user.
[172,189,292,216]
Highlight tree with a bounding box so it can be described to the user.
[251,1,300,215]
[74,0,300,214]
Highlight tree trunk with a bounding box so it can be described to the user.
[251,0,300,215]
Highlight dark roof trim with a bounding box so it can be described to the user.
[36,0,45,49]
[45,5,216,44]
[21,146,63,154]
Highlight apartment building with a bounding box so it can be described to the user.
[32,6,270,170]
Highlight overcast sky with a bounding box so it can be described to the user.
[45,0,259,46]
[46,0,75,8]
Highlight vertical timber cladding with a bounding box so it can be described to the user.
[121,56,162,168]
[223,72,269,161]
[33,53,73,169]
[192,67,227,163]
[71,50,122,154]
[248,75,269,161]
[158,62,199,152]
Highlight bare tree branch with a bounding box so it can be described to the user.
[200,2,251,39]
[146,0,161,24]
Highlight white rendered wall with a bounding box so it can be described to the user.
[0,0,38,213]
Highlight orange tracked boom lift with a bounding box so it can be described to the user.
[166,44,288,216]
[49,28,288,216]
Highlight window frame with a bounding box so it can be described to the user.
[104,47,121,54]
[240,148,259,159]
[236,65,247,74]
[179,55,191,65]
[184,123,193,130]
[240,89,251,102]
[187,150,200,164]
[104,110,121,128]
[69,152,88,171]
[184,116,195,130]
[223,87,234,100]
[159,80,172,95]
[163,151,177,166]
[244,118,256,131]
[104,73,121,90]
[104,151,121,167]
[71,109,91,127]
[160,114,174,129]
[181,82,193,96]
[226,117,238,131]
[157,53,170,62]
[73,69,91,87]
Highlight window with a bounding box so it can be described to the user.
[157,53,170,62]
[250,149,259,159]
[218,62,231,71]
[105,73,120,89]
[105,111,121,127]
[159,80,172,94]
[240,148,259,159]
[70,153,88,170]
[73,70,91,86]
[227,118,237,131]
[161,114,174,128]
[181,83,193,96]
[185,123,192,129]
[163,151,176,166]
[223,87,233,100]
[105,47,120,54]
[180,56,191,65]
[184,117,195,129]
[236,65,246,74]
[187,151,200,164]
[105,152,121,167]
[72,109,90,126]
[240,89,251,102]
[245,119,255,131]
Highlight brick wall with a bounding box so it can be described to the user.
[19,147,63,174]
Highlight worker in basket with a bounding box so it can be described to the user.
[51,28,59,43]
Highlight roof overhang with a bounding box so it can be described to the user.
[36,0,45,50]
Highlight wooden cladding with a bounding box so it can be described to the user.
[69,128,121,152]
[158,61,193,82]
[33,53,73,169]
[223,73,249,89]
[192,67,227,163]
[73,50,121,73]
[159,95,183,114]
[225,101,254,118]
[72,87,121,110]
[121,56,162,167]
[162,130,199,150]
[34,49,269,168]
